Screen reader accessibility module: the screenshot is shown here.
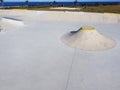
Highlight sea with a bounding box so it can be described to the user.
[0,2,120,6]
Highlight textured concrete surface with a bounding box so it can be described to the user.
[0,10,120,90]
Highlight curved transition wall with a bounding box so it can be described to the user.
[0,10,120,24]
[0,10,46,17]
[43,11,120,24]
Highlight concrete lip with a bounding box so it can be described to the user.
[50,7,80,10]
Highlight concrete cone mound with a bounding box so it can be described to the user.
[61,27,116,51]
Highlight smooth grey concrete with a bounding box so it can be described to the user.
[0,10,120,90]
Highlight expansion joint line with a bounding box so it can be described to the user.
[65,49,76,90]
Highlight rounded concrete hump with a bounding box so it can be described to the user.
[61,26,116,51]
[1,17,24,26]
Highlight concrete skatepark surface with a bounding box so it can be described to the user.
[0,10,120,90]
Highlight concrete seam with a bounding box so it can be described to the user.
[65,48,76,90]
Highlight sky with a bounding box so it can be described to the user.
[4,0,120,2]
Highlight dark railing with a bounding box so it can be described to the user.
[0,2,120,7]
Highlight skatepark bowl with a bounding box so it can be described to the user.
[0,10,120,90]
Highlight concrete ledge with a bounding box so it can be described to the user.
[1,17,24,26]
